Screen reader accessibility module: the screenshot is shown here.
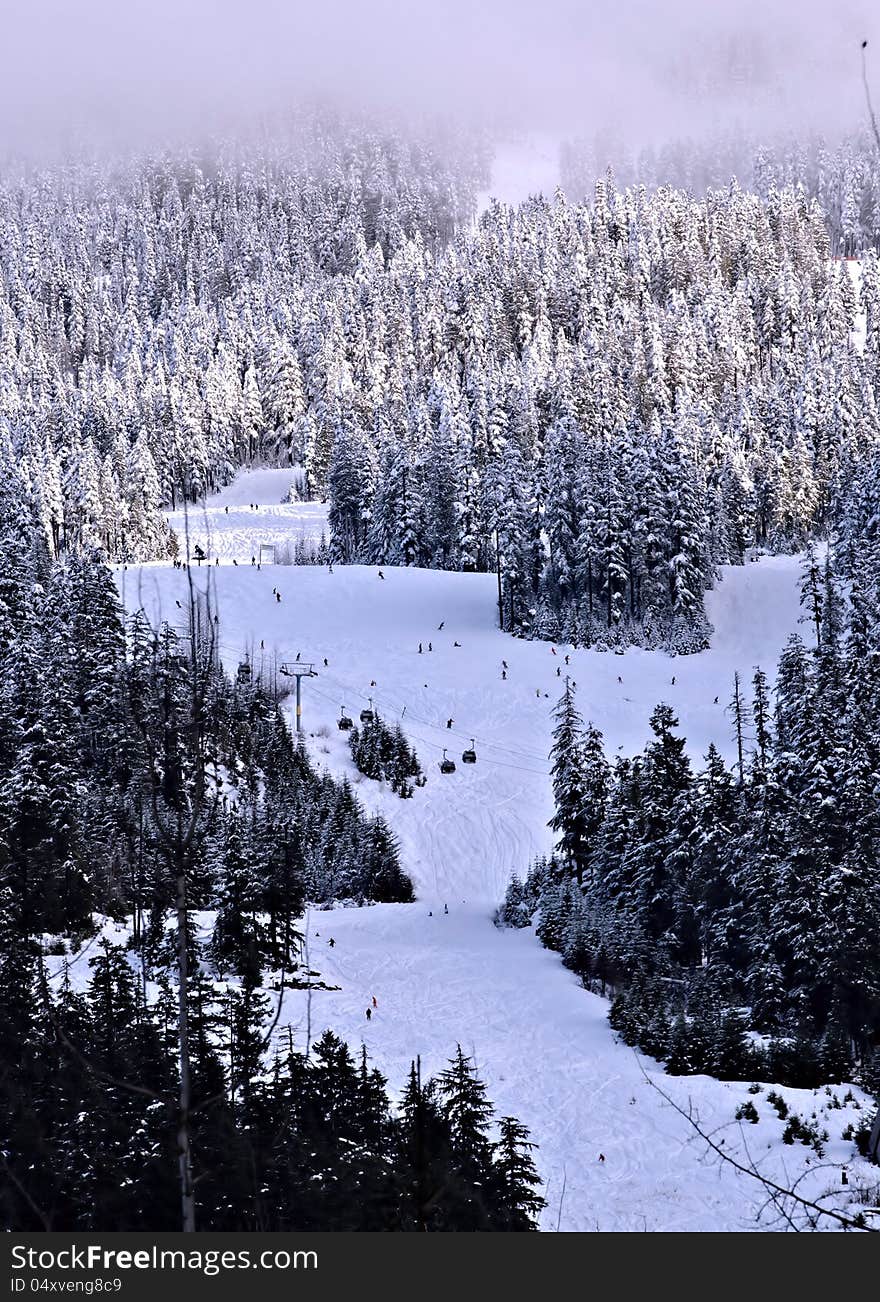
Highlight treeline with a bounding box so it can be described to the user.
[500,554,880,1089]
[316,177,878,652]
[4,123,880,648]
[561,127,880,256]
[0,115,487,562]
[0,511,549,1231]
[0,920,543,1231]
[0,534,413,944]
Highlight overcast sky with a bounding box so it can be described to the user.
[1,0,878,153]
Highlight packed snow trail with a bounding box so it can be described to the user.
[114,469,873,1231]
[166,468,326,564]
[278,904,868,1232]
[129,540,805,911]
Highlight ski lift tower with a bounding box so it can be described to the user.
[279,661,317,733]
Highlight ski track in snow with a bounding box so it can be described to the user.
[166,469,327,562]
[110,468,876,1232]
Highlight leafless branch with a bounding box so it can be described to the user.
[862,41,880,157]
[640,1062,875,1233]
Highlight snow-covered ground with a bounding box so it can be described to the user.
[166,468,327,564]
[109,467,878,1232]
[98,149,880,1235]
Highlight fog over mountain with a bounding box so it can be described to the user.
[2,0,878,154]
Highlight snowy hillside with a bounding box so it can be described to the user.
[6,22,880,1242]
[112,468,875,1232]
[166,469,327,564]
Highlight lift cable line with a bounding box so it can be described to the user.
[313,668,552,763]
[305,679,550,778]
[310,676,550,770]
[220,635,551,764]
[862,40,880,156]
[210,639,553,767]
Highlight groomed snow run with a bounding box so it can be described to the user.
[113,469,875,1231]
[166,468,327,564]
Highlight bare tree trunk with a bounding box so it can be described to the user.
[176,866,196,1232]
[140,546,221,1231]
[731,671,746,785]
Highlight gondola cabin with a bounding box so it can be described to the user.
[439,748,456,774]
[461,739,477,764]
[337,706,353,731]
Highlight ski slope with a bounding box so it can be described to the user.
[166,468,327,564]
[112,468,880,1232]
